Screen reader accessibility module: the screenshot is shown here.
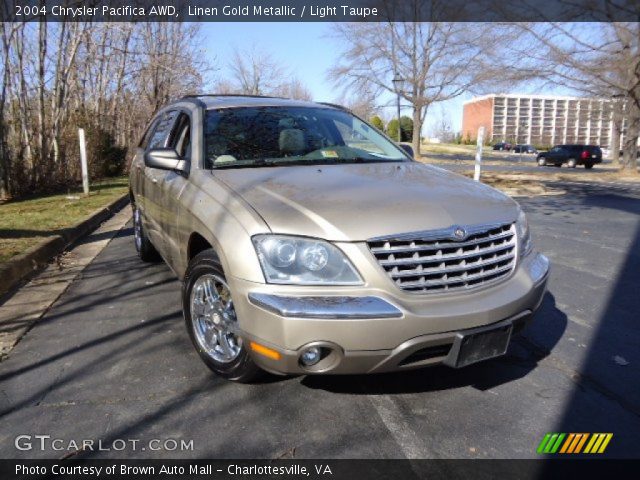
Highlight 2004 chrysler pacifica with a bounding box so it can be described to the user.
[129,95,550,382]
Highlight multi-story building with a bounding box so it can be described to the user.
[462,93,626,149]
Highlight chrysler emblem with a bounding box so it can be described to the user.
[453,227,466,240]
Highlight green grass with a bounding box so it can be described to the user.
[0,177,129,263]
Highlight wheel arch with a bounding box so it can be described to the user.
[187,232,218,262]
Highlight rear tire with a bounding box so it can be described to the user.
[585,162,594,169]
[133,204,160,262]
[567,158,577,168]
[538,157,547,166]
[554,163,562,168]
[183,249,262,383]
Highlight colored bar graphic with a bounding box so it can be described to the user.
[559,433,575,453]
[583,434,598,454]
[550,433,565,453]
[537,433,552,454]
[567,433,583,453]
[591,433,606,453]
[538,433,613,454]
[545,433,559,453]
[598,434,613,453]
[574,434,589,453]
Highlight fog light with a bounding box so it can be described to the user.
[300,346,322,366]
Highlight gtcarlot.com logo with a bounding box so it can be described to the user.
[15,435,194,452]
[537,433,613,454]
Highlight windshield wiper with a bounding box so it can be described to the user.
[211,157,406,169]
[210,158,277,169]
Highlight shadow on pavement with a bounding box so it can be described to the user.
[540,197,640,462]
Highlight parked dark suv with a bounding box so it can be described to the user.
[537,145,602,169]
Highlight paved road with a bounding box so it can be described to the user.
[0,182,639,459]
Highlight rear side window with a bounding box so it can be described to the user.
[147,111,179,150]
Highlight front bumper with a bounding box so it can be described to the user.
[230,252,550,375]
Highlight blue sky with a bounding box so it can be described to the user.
[199,23,485,134]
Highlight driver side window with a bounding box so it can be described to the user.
[147,110,178,150]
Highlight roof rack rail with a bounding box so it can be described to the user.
[180,93,285,100]
[318,101,350,111]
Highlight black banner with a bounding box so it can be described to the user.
[1,0,639,22]
[1,460,640,480]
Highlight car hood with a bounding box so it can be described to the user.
[213,162,518,241]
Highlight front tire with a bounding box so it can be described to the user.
[183,250,262,382]
[538,157,547,166]
[133,204,160,262]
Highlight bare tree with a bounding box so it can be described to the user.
[329,16,514,155]
[339,84,380,120]
[277,77,313,100]
[428,107,454,143]
[0,20,209,198]
[504,21,640,174]
[221,47,313,100]
[228,47,287,96]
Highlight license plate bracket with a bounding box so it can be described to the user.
[444,321,513,368]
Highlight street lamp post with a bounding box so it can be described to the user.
[392,72,405,143]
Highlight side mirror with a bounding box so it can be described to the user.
[144,148,187,172]
[399,143,414,158]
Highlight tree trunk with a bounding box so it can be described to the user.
[412,106,422,157]
[621,100,639,175]
[0,27,10,198]
[36,21,47,187]
[611,100,622,167]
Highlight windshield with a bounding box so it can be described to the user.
[203,106,409,169]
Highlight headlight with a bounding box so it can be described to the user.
[516,208,532,257]
[252,235,363,285]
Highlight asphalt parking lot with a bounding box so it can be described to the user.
[0,181,639,459]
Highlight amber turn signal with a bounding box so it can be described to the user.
[250,341,281,360]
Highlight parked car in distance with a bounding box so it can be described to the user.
[493,142,512,151]
[130,94,549,382]
[513,144,537,154]
[537,144,602,169]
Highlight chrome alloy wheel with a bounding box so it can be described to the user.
[190,274,242,363]
[133,207,143,251]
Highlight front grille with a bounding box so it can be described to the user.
[368,223,517,294]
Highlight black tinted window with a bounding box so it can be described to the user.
[147,111,178,150]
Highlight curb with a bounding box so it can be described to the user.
[0,193,130,299]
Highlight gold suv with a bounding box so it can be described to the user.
[129,95,549,382]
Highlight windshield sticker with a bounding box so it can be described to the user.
[321,150,339,158]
